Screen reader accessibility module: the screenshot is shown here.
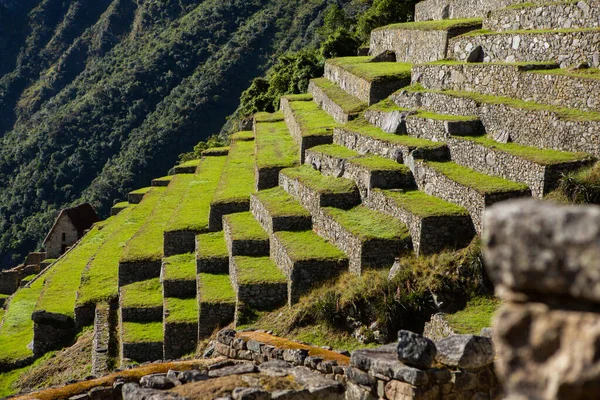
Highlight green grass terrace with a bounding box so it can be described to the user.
[280,165,357,195]
[327,56,412,83]
[310,77,368,116]
[253,187,311,219]
[120,175,195,264]
[255,120,299,169]
[211,140,256,206]
[199,273,235,303]
[273,231,347,262]
[322,206,410,241]
[373,188,470,218]
[223,212,269,242]
[285,97,338,139]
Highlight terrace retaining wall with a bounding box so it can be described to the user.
[250,195,312,235]
[118,261,162,286]
[121,342,163,364]
[229,257,287,310]
[164,230,196,257]
[198,302,235,338]
[164,321,198,360]
[308,80,361,124]
[208,201,250,232]
[414,0,530,21]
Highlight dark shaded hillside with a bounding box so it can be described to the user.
[0,0,345,269]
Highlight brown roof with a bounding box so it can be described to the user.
[43,203,100,244]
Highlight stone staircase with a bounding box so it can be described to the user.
[1,0,598,376]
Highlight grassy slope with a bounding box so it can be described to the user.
[166,156,227,232]
[327,56,412,83]
[281,165,356,194]
[445,296,502,334]
[199,273,236,303]
[223,212,269,241]
[375,189,469,217]
[120,279,163,309]
[323,206,410,240]
[121,175,195,263]
[287,99,337,138]
[376,18,482,31]
[163,253,196,282]
[197,232,228,259]
[254,187,310,218]
[122,322,163,343]
[77,189,163,308]
[255,121,299,169]
[212,140,256,204]
[344,118,447,149]
[165,298,197,324]
[274,231,347,262]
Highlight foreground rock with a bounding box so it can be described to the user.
[435,335,494,370]
[484,199,600,399]
[396,330,437,369]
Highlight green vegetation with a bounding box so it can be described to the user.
[281,165,357,194]
[255,111,284,123]
[120,279,163,309]
[376,18,481,31]
[121,175,195,263]
[254,188,311,218]
[287,99,337,138]
[212,140,256,204]
[35,219,122,318]
[0,275,47,363]
[375,189,469,217]
[197,232,228,259]
[231,131,254,142]
[275,231,347,262]
[164,298,198,324]
[403,84,600,122]
[255,121,299,169]
[122,322,163,343]
[202,147,230,156]
[153,176,173,184]
[503,0,578,10]
[351,155,412,172]
[555,162,600,204]
[285,93,314,102]
[310,78,368,114]
[327,57,412,83]
[163,253,196,282]
[445,296,502,334]
[223,213,269,242]
[111,202,130,212]
[344,118,447,150]
[166,156,227,233]
[457,135,591,165]
[199,273,236,303]
[77,189,163,307]
[129,187,152,196]
[534,67,600,80]
[426,161,530,194]
[368,98,478,121]
[234,257,287,284]
[180,135,228,161]
[0,352,56,398]
[323,206,410,241]
[174,159,201,172]
[310,144,359,159]
[462,26,600,37]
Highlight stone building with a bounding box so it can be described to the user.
[43,203,99,259]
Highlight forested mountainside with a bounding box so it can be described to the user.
[0,0,361,269]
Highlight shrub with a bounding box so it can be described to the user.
[556,162,600,204]
[356,0,417,41]
[321,28,361,58]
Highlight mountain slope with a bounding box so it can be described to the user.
[0,0,342,268]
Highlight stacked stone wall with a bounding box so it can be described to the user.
[415,0,533,21]
[118,261,162,286]
[249,195,312,234]
[162,279,196,299]
[32,311,76,356]
[164,321,198,360]
[121,342,163,364]
[198,302,235,338]
[223,218,270,257]
[91,303,115,377]
[208,201,250,232]
[308,80,360,123]
[229,257,287,310]
[163,230,196,257]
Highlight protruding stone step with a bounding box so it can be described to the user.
[151,176,172,187]
[324,56,412,105]
[163,297,198,359]
[128,187,151,204]
[280,94,335,163]
[120,278,163,322]
[370,19,481,63]
[414,0,546,22]
[412,160,531,232]
[209,139,256,231]
[223,212,270,257]
[447,134,594,197]
[308,77,368,123]
[121,321,163,364]
[365,188,475,255]
[393,86,600,158]
[270,231,348,304]
[229,256,287,310]
[172,159,201,174]
[304,144,415,197]
[485,1,600,32]
[254,114,299,190]
[202,146,230,157]
[279,165,361,215]
[313,205,412,275]
[449,28,600,68]
[334,118,449,164]
[365,99,483,140]
[196,232,229,274]
[250,187,312,234]
[161,253,196,299]
[197,273,235,338]
[413,61,600,113]
[110,201,130,216]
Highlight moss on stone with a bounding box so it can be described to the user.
[344,118,447,150]
[254,187,311,218]
[231,131,254,142]
[255,111,284,122]
[327,57,412,83]
[121,175,195,263]
[165,298,197,324]
[122,322,163,343]
[77,190,163,307]
[323,206,410,241]
[255,120,299,169]
[310,78,368,115]
[163,253,196,282]
[166,156,227,233]
[458,135,592,165]
[120,278,163,309]
[274,231,347,262]
[426,161,530,194]
[376,18,482,32]
[234,257,287,284]
[199,273,236,303]
[223,212,269,242]
[287,100,337,138]
[280,165,357,195]
[212,140,256,204]
[375,188,469,217]
[197,232,228,260]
